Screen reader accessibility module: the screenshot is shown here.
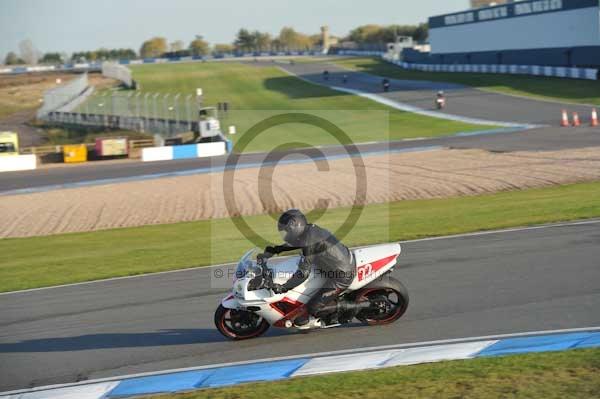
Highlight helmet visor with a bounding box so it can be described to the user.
[279,229,288,241]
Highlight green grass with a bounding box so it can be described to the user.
[1,181,600,293]
[140,348,600,399]
[114,62,495,152]
[332,57,600,106]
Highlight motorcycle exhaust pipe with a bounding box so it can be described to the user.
[318,301,372,314]
[339,301,372,312]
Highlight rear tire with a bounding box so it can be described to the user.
[214,305,270,340]
[354,277,409,325]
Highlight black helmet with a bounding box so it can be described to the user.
[278,209,307,243]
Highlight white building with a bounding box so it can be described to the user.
[425,0,600,66]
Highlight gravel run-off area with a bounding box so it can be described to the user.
[1,146,600,238]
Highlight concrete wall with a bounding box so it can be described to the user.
[402,45,600,68]
[390,59,599,81]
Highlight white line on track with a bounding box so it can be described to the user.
[1,218,598,297]
[2,325,599,396]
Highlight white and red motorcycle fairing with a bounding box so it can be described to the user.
[215,243,409,340]
[436,97,446,109]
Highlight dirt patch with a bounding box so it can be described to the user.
[1,146,600,238]
[0,72,118,146]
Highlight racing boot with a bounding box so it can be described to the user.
[295,315,322,330]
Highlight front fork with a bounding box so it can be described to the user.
[221,293,240,309]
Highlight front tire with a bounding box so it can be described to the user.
[355,277,409,325]
[214,305,270,340]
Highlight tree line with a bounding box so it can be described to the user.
[3,24,428,65]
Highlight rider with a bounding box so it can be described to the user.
[436,91,446,108]
[382,78,390,91]
[263,209,354,326]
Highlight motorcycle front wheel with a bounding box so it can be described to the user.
[214,305,270,340]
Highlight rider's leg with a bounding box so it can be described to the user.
[307,284,343,325]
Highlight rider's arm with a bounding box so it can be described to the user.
[268,243,302,254]
[282,257,311,291]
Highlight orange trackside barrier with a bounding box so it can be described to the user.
[561,110,570,127]
[572,112,581,127]
[591,109,599,127]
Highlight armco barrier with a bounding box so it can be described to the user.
[141,141,229,162]
[2,329,598,399]
[0,154,37,172]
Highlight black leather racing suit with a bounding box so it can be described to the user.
[270,224,354,319]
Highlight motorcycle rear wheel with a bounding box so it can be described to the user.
[355,277,409,325]
[214,305,270,340]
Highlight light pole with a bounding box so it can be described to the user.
[185,94,192,131]
[126,92,134,117]
[173,93,180,131]
[134,92,142,131]
[143,93,150,132]
[152,93,160,131]
[163,94,171,135]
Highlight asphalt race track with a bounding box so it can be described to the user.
[278,59,595,126]
[2,59,600,393]
[1,221,599,391]
[2,125,600,194]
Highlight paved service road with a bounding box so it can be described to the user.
[1,221,599,391]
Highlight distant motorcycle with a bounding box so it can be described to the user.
[382,78,390,92]
[435,91,446,109]
[215,245,409,340]
[323,70,329,81]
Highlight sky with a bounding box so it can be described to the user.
[0,0,469,58]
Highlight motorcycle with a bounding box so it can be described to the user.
[382,79,390,92]
[435,97,446,109]
[215,244,409,340]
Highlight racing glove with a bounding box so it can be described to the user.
[264,246,279,257]
[271,283,288,294]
